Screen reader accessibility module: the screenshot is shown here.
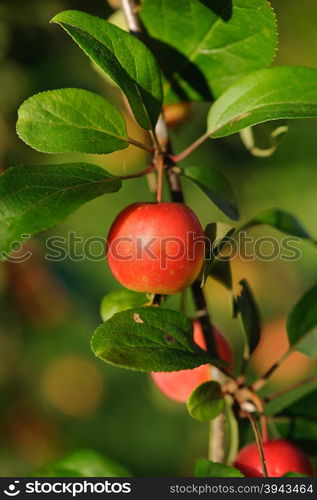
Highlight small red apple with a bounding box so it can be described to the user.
[234,439,314,477]
[151,319,233,403]
[107,202,205,294]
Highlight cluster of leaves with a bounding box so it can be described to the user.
[2,0,317,478]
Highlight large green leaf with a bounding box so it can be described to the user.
[207,67,317,137]
[202,222,235,287]
[233,279,261,355]
[0,163,121,260]
[287,284,317,357]
[52,10,163,130]
[239,209,311,239]
[91,307,224,372]
[17,88,128,154]
[187,381,224,422]
[195,459,244,478]
[32,449,132,477]
[265,378,317,416]
[181,166,239,220]
[140,0,277,102]
[100,289,149,322]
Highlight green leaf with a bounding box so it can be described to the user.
[195,459,244,478]
[91,307,224,372]
[32,449,132,477]
[0,163,121,260]
[233,279,261,355]
[52,10,163,130]
[239,209,311,239]
[240,120,288,158]
[202,223,235,287]
[101,289,149,321]
[207,67,317,138]
[181,166,239,220]
[287,284,317,357]
[17,88,128,154]
[284,389,317,420]
[283,472,310,478]
[265,378,317,416]
[187,381,224,422]
[140,0,277,102]
[209,258,233,291]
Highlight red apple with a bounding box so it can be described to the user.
[234,439,314,477]
[151,319,233,403]
[107,202,205,294]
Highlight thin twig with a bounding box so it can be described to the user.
[252,349,291,392]
[265,375,317,403]
[121,164,155,179]
[244,412,269,477]
[128,137,154,153]
[120,0,141,35]
[171,132,210,163]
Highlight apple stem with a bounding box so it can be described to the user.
[121,164,155,179]
[171,132,210,163]
[245,412,269,477]
[155,153,164,203]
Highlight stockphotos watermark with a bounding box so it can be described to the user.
[2,231,303,264]
[2,479,131,497]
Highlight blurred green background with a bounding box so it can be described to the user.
[0,0,317,476]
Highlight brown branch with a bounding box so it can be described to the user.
[243,411,269,477]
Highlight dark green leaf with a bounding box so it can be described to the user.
[181,166,239,220]
[187,381,224,422]
[195,459,244,478]
[0,163,121,260]
[202,223,235,287]
[32,449,132,477]
[239,209,311,239]
[240,120,288,158]
[209,258,232,290]
[283,472,310,477]
[52,10,163,130]
[101,289,149,321]
[265,378,317,416]
[140,0,277,102]
[233,279,261,355]
[17,88,128,154]
[284,389,317,421]
[207,67,317,137]
[287,284,317,357]
[91,307,224,372]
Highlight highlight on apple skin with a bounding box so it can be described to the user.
[107,202,205,295]
[151,319,233,403]
[234,439,314,477]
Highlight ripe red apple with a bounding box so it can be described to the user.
[234,439,314,477]
[107,202,205,294]
[151,319,233,403]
